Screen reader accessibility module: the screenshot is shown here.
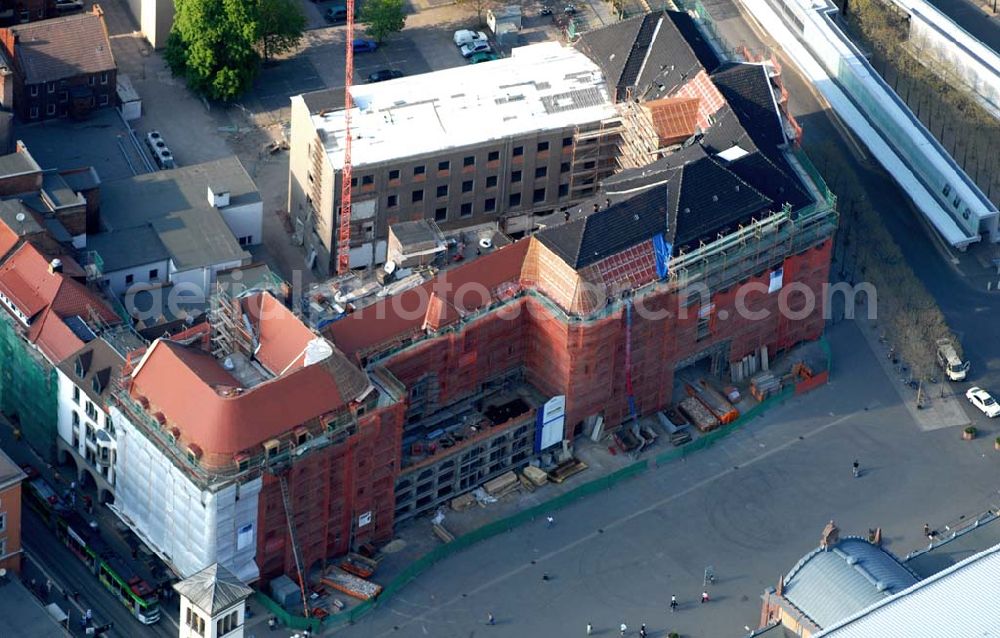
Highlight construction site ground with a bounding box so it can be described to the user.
[328,318,1000,638]
[314,335,830,622]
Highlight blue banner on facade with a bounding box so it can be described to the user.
[652,234,672,280]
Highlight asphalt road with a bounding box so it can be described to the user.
[709,0,1000,399]
[335,319,1000,638]
[20,506,177,638]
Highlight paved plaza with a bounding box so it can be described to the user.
[334,319,1000,637]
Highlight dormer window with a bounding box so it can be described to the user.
[75,357,84,378]
[92,376,103,395]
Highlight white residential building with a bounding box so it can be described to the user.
[88,157,259,298]
[54,332,145,504]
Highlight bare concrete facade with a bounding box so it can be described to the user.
[287,69,619,276]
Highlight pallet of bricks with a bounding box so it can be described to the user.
[321,567,383,601]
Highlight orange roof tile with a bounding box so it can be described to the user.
[0,243,120,362]
[243,292,317,374]
[325,239,531,358]
[646,97,701,145]
[129,338,363,458]
[0,222,17,262]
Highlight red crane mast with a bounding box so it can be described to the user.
[337,0,356,274]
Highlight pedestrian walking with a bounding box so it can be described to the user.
[542,572,550,581]
[923,523,931,538]
[586,622,593,635]
[71,480,77,492]
[487,612,495,625]
[546,516,555,528]
[639,623,647,637]
[670,595,678,612]
[701,591,710,604]
[45,579,52,596]
[852,460,860,478]
[620,622,627,636]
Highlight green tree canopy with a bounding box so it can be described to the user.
[361,0,406,43]
[167,0,260,102]
[257,0,307,61]
[167,0,306,101]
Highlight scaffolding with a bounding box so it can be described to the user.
[568,117,624,200]
[209,288,253,361]
[0,313,58,459]
[617,97,664,170]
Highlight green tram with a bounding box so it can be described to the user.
[25,476,161,625]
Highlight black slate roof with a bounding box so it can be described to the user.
[575,11,707,103]
[711,63,786,156]
[536,185,670,269]
[726,151,812,210]
[541,143,780,268]
[665,11,721,73]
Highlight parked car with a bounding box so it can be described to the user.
[468,51,498,64]
[324,6,348,23]
[453,29,488,47]
[353,38,378,53]
[460,41,491,58]
[367,69,404,82]
[966,387,1000,418]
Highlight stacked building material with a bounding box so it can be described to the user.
[321,569,383,600]
[678,396,720,432]
[450,492,477,511]
[522,465,549,486]
[484,471,520,498]
[750,372,782,401]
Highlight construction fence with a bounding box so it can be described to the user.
[259,337,831,631]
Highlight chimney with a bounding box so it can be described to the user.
[207,185,230,208]
[820,520,839,549]
[48,258,63,274]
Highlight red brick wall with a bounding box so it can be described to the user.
[376,238,832,439]
[255,402,403,582]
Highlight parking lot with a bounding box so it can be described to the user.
[244,0,566,117]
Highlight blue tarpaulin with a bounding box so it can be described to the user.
[652,234,671,280]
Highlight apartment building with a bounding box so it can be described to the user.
[288,42,620,275]
[0,7,116,121]
[0,447,25,572]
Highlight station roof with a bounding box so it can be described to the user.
[816,542,1000,637]
[782,537,919,630]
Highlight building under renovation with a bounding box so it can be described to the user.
[320,12,836,523]
[109,290,404,583]
[103,12,837,596]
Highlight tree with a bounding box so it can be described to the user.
[456,0,492,28]
[167,0,260,102]
[361,0,406,43]
[257,0,306,61]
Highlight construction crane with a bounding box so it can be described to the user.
[337,0,356,274]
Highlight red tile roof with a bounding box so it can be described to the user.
[243,292,317,374]
[0,222,17,262]
[325,240,530,358]
[0,243,120,362]
[646,97,701,145]
[129,336,364,458]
